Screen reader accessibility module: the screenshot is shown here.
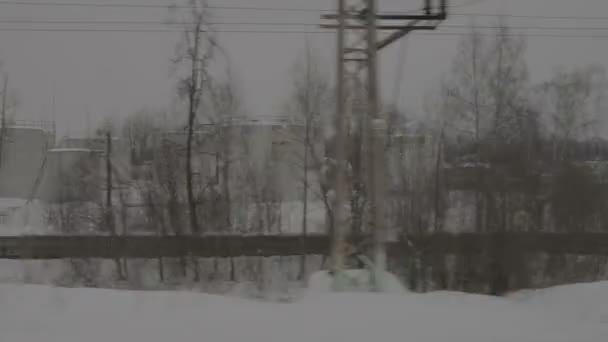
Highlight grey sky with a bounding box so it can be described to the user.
[0,0,607,137]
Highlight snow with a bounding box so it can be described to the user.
[509,281,608,324]
[307,269,407,294]
[0,199,51,236]
[1,281,608,342]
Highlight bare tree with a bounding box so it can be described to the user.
[440,21,530,294]
[95,118,128,280]
[206,72,244,281]
[283,42,330,279]
[170,0,221,283]
[46,150,102,286]
[534,65,608,161]
[153,134,188,277]
[533,65,608,236]
[121,108,178,281]
[172,0,216,236]
[208,78,240,227]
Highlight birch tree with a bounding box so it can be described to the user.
[172,0,216,236]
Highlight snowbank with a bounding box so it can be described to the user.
[307,269,407,294]
[1,282,608,342]
[510,281,608,324]
[0,199,51,236]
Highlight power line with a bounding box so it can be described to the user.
[0,19,320,26]
[0,0,478,12]
[0,0,426,13]
[443,24,608,31]
[0,25,608,39]
[426,31,608,38]
[0,0,498,14]
[3,20,608,32]
[2,1,608,21]
[0,27,608,39]
[0,27,325,33]
[452,12,608,20]
[0,0,331,11]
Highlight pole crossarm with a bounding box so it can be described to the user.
[321,24,437,30]
[321,1,448,51]
[322,13,446,21]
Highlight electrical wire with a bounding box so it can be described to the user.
[1,1,608,21]
[1,26,608,39]
[452,12,608,20]
[0,0,330,11]
[0,19,320,25]
[0,27,327,33]
[2,20,608,32]
[0,0,424,13]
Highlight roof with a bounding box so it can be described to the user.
[0,198,27,210]
[48,148,94,153]
[4,126,46,132]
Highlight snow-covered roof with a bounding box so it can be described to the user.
[0,198,27,210]
[5,126,46,132]
[48,148,95,153]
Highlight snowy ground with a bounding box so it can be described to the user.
[1,281,608,342]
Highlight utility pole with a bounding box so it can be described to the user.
[330,0,347,286]
[364,0,387,290]
[106,130,124,280]
[106,131,114,235]
[0,75,7,167]
[322,0,447,291]
[51,85,56,145]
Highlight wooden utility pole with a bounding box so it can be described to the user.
[106,130,124,279]
[331,0,348,284]
[322,0,447,291]
[0,75,7,167]
[364,0,388,290]
[106,131,113,231]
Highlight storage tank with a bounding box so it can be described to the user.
[0,127,50,198]
[38,148,101,203]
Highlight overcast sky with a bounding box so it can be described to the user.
[1,0,607,137]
